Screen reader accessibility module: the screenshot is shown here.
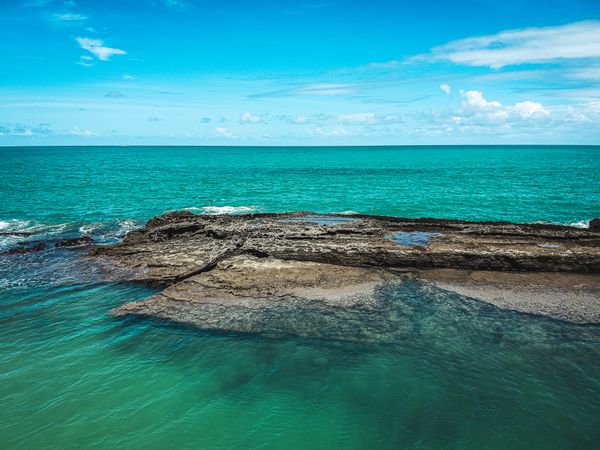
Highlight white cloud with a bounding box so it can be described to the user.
[122,74,135,80]
[70,127,98,137]
[440,84,451,95]
[293,115,307,124]
[0,123,52,137]
[104,91,125,98]
[364,60,400,70]
[76,37,126,61]
[162,0,189,10]
[336,113,402,125]
[296,83,354,96]
[569,65,600,81]
[53,13,87,21]
[337,113,377,124]
[215,127,234,137]
[310,126,349,137]
[441,90,552,129]
[426,21,600,69]
[460,90,502,109]
[513,101,549,118]
[240,112,262,123]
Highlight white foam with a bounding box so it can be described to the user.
[186,206,258,215]
[536,219,591,229]
[0,219,32,231]
[334,210,359,215]
[116,219,141,236]
[79,219,142,241]
[79,223,101,235]
[569,220,589,229]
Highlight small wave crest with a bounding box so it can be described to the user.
[0,219,70,251]
[0,219,33,232]
[78,219,143,243]
[184,206,258,215]
[333,210,359,215]
[535,219,591,229]
[569,220,589,229]
[0,217,143,252]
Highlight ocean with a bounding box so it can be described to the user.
[1,145,599,449]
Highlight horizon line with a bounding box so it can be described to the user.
[2,144,600,149]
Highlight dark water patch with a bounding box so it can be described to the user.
[538,243,562,248]
[387,231,442,247]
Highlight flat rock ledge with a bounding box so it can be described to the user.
[89,211,600,332]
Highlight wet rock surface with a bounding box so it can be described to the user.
[1,236,96,256]
[423,269,600,324]
[55,236,95,248]
[2,242,48,255]
[90,211,600,330]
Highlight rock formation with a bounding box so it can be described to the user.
[86,211,600,330]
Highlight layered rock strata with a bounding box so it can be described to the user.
[88,211,600,329]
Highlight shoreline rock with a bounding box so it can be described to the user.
[1,236,96,256]
[89,211,600,328]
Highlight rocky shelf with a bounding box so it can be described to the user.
[89,211,600,331]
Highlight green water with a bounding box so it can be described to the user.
[1,146,599,449]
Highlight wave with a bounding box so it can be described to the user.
[184,206,258,215]
[0,217,144,252]
[569,220,590,229]
[534,219,591,229]
[0,219,69,251]
[333,210,359,215]
[0,219,34,232]
[79,219,141,239]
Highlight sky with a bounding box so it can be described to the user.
[1,0,600,145]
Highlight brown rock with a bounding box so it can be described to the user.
[2,242,47,255]
[55,236,95,248]
[90,211,600,328]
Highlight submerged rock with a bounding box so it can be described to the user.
[114,255,397,341]
[90,211,600,329]
[1,235,96,257]
[2,242,47,255]
[55,236,95,248]
[0,231,36,237]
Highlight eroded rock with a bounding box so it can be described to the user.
[55,236,95,248]
[91,211,600,329]
[2,242,47,255]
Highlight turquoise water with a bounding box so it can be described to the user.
[1,146,600,449]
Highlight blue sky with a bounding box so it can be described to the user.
[1,0,600,145]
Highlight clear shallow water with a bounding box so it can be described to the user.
[388,231,442,247]
[1,146,600,449]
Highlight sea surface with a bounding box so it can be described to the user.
[1,145,599,449]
